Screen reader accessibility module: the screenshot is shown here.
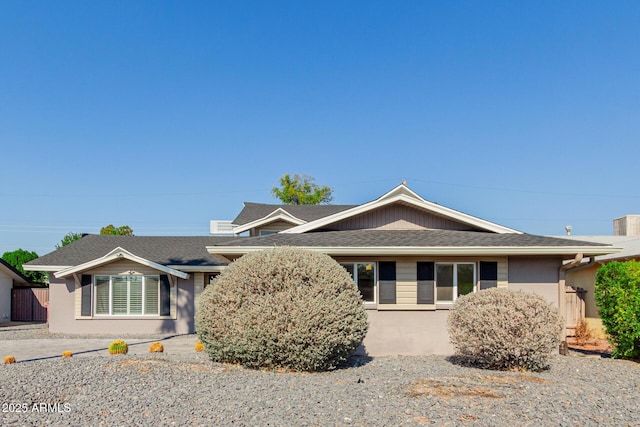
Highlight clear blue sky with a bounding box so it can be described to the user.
[1,1,639,256]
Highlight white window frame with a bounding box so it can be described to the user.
[340,262,377,304]
[435,262,476,304]
[93,275,160,316]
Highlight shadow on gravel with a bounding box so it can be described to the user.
[444,355,552,372]
[337,355,373,370]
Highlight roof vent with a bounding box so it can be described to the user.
[210,220,237,235]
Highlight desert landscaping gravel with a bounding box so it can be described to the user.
[1,324,639,426]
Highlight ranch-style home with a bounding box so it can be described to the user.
[24,184,620,355]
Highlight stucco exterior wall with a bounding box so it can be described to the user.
[360,309,453,355]
[48,273,195,334]
[0,275,11,323]
[507,256,562,307]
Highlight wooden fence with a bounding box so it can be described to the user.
[565,285,586,336]
[11,288,49,322]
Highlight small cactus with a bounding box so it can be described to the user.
[194,341,204,352]
[108,340,129,355]
[4,355,16,364]
[62,351,73,358]
[149,342,164,353]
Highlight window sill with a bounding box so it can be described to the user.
[376,304,436,311]
[75,315,176,320]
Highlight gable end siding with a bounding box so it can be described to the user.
[329,204,479,232]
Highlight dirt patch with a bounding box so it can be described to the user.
[407,374,549,400]
[567,337,613,357]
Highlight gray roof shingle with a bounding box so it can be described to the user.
[25,235,239,267]
[212,229,610,248]
[232,203,357,226]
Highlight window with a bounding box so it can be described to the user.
[258,230,278,236]
[94,275,160,316]
[435,263,475,303]
[341,263,376,303]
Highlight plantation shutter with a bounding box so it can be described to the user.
[479,261,498,290]
[417,262,435,304]
[160,275,171,316]
[81,274,92,316]
[378,262,396,304]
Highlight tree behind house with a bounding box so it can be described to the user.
[271,173,333,205]
[56,232,84,249]
[100,225,134,236]
[2,249,47,284]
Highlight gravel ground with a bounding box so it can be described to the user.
[1,324,639,426]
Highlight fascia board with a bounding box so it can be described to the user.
[282,191,521,235]
[208,245,621,257]
[233,208,306,234]
[166,265,228,272]
[54,247,189,279]
[22,265,70,272]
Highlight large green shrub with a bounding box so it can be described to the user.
[195,247,368,371]
[595,260,640,359]
[447,288,564,372]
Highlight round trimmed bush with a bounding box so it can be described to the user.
[195,247,368,371]
[447,288,564,372]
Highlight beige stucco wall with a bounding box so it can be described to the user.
[360,309,453,355]
[0,274,12,323]
[507,256,562,307]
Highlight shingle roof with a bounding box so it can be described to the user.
[232,203,357,225]
[25,235,239,267]
[212,229,610,248]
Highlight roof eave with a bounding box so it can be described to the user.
[207,245,620,257]
[232,208,306,235]
[53,247,189,279]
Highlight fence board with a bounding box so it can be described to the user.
[11,288,49,322]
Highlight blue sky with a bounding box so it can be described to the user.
[1,1,639,256]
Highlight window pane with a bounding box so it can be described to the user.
[145,277,159,315]
[342,264,354,279]
[357,263,375,303]
[112,276,128,315]
[95,276,110,315]
[436,264,454,302]
[129,276,143,315]
[457,264,475,297]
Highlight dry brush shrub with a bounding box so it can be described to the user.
[447,288,564,372]
[195,247,368,371]
[4,355,16,364]
[573,319,594,346]
[62,350,73,358]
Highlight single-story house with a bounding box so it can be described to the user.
[555,229,640,338]
[24,184,620,354]
[0,259,33,323]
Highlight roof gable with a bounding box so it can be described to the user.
[281,184,522,235]
[232,207,307,235]
[53,247,189,279]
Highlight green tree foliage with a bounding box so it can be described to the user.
[56,232,84,249]
[196,247,368,371]
[1,249,47,284]
[100,225,134,236]
[271,173,333,205]
[595,260,640,359]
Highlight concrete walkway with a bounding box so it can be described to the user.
[0,324,202,363]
